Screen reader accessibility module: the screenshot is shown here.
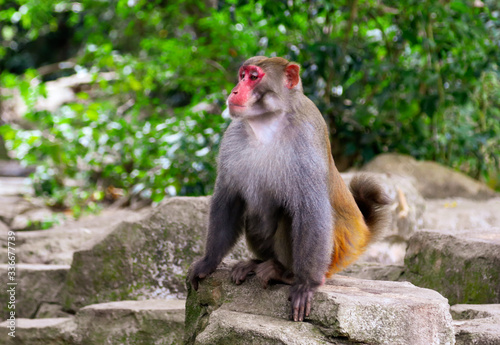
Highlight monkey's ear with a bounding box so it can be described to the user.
[285,64,300,89]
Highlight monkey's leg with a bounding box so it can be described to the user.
[255,259,294,289]
[231,259,262,285]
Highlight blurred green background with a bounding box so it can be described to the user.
[0,0,499,216]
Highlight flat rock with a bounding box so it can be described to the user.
[0,264,70,319]
[404,229,500,304]
[0,317,77,345]
[451,304,500,345]
[361,153,497,200]
[185,262,455,345]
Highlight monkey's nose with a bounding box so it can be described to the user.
[233,91,238,94]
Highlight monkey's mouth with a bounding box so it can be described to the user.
[228,102,246,108]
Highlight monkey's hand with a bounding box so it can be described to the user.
[289,283,319,322]
[188,258,216,291]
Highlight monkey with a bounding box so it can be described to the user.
[189,56,390,322]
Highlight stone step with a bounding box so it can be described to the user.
[451,304,500,345]
[76,299,185,344]
[185,261,455,345]
[0,299,185,345]
[0,264,70,319]
[0,317,76,345]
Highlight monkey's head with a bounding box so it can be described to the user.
[227,56,301,119]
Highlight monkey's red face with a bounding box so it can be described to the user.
[227,59,300,119]
[227,65,266,117]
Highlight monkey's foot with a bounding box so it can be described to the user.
[255,259,294,289]
[231,259,262,285]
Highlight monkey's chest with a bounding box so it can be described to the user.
[224,146,292,210]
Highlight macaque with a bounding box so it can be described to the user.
[189,56,389,322]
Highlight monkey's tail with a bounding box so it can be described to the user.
[349,174,391,241]
[326,174,391,277]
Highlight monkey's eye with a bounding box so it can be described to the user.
[240,71,245,79]
[250,72,258,81]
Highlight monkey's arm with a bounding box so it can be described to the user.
[289,178,333,321]
[189,183,245,290]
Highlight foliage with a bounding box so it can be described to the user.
[0,0,499,214]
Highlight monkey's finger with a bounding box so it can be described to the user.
[192,272,208,291]
[292,295,302,322]
[305,292,312,317]
[292,300,297,321]
[260,277,269,289]
[232,271,246,285]
[299,294,307,322]
[231,272,240,284]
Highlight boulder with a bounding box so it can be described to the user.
[404,229,500,304]
[361,153,497,200]
[451,304,500,345]
[185,261,455,345]
[0,264,70,319]
[62,197,252,311]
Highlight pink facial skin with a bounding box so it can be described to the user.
[227,65,265,112]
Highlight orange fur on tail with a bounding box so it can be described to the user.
[326,171,390,278]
